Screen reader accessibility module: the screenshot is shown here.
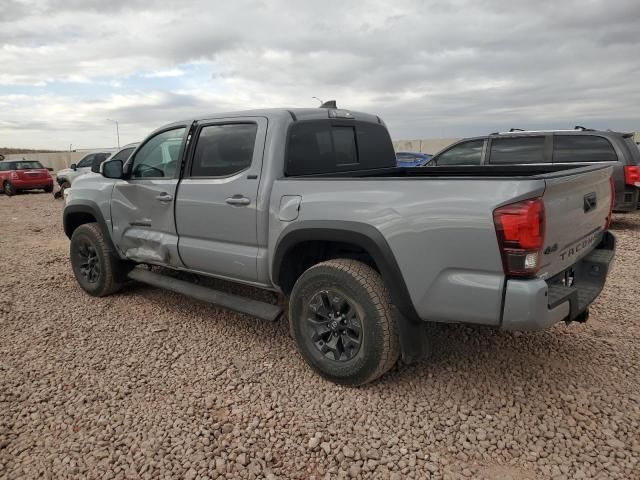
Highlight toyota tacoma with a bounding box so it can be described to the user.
[63,106,616,385]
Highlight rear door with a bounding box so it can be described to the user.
[539,165,613,278]
[175,117,267,283]
[110,126,189,266]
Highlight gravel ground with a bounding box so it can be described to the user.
[1,193,639,480]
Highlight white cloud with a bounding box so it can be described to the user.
[0,0,639,148]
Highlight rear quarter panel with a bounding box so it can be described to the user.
[269,177,546,325]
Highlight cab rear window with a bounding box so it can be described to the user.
[285,120,395,176]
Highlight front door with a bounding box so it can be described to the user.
[110,126,188,267]
[175,117,267,283]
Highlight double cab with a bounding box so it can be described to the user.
[63,107,616,385]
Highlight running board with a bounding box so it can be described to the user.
[127,269,283,322]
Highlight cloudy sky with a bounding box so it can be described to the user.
[1,0,639,149]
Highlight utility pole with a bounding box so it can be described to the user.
[68,143,73,168]
[106,119,120,148]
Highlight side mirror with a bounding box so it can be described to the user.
[46,167,54,172]
[70,163,77,170]
[90,163,101,173]
[102,159,124,179]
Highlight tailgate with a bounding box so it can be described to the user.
[19,169,49,179]
[539,165,613,278]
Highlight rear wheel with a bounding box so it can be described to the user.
[44,184,53,193]
[289,259,400,385]
[70,223,132,296]
[3,181,16,196]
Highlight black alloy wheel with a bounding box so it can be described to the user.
[305,289,363,361]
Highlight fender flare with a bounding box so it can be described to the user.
[63,201,109,239]
[273,220,420,323]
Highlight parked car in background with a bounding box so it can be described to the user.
[396,151,432,167]
[425,128,640,212]
[56,149,116,193]
[0,160,54,196]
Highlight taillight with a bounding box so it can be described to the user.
[624,165,640,187]
[493,198,545,278]
[605,176,615,230]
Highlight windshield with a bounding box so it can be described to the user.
[12,161,44,170]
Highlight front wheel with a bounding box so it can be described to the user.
[289,259,400,386]
[70,223,132,296]
[59,180,71,194]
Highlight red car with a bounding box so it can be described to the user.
[0,160,54,196]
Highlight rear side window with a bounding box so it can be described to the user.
[553,135,617,163]
[489,137,546,164]
[435,140,484,166]
[191,123,257,177]
[286,121,395,175]
[0,163,7,171]
[110,147,136,163]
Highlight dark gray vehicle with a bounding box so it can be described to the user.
[426,128,640,212]
[62,107,616,385]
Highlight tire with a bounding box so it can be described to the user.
[44,184,53,193]
[289,259,400,385]
[3,181,16,196]
[70,223,132,297]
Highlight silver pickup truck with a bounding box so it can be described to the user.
[63,107,616,385]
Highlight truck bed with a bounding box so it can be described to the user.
[285,163,608,179]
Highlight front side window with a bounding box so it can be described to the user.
[489,136,546,164]
[435,140,484,166]
[131,128,186,178]
[553,135,618,163]
[191,124,257,177]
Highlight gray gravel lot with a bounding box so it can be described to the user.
[1,193,639,480]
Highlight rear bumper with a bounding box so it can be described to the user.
[501,231,616,331]
[613,186,639,212]
[14,178,53,189]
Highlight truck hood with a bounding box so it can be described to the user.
[56,168,73,177]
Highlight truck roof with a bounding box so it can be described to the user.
[155,108,384,134]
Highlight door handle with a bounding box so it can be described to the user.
[225,195,251,206]
[155,192,173,202]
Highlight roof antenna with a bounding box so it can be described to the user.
[319,100,337,109]
[311,96,323,106]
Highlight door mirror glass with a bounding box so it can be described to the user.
[70,163,77,170]
[102,159,124,179]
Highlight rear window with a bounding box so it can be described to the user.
[285,120,395,176]
[11,161,44,170]
[489,137,546,164]
[553,135,617,163]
